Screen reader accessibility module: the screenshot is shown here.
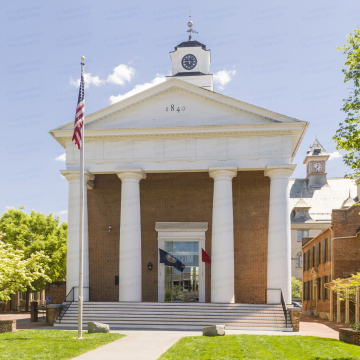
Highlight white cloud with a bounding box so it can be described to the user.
[55,153,66,162]
[328,151,342,160]
[109,74,166,104]
[70,73,105,88]
[58,210,68,215]
[5,206,14,210]
[107,64,136,85]
[213,69,236,90]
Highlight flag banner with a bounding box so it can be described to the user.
[72,69,85,149]
[202,248,211,264]
[159,249,186,272]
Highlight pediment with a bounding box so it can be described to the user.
[53,78,305,132]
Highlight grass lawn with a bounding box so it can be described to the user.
[0,329,124,360]
[159,335,360,360]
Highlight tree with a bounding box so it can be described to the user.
[0,240,50,300]
[332,273,360,304]
[0,207,67,309]
[333,29,360,180]
[291,276,302,298]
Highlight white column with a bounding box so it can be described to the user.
[209,166,237,303]
[330,289,334,321]
[337,293,341,322]
[116,169,146,302]
[264,165,296,305]
[61,170,94,301]
[356,291,359,324]
[345,293,350,324]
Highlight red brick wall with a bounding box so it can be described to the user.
[332,206,360,279]
[88,171,269,304]
[332,205,360,238]
[233,171,269,304]
[302,228,331,312]
[45,282,66,305]
[88,174,121,302]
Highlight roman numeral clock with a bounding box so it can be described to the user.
[182,54,197,70]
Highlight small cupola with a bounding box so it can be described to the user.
[292,192,312,222]
[341,190,356,209]
[166,19,213,90]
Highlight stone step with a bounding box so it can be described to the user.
[64,311,288,319]
[57,302,291,331]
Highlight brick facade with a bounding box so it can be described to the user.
[302,227,332,316]
[45,282,66,305]
[87,171,269,304]
[332,206,360,280]
[302,204,360,320]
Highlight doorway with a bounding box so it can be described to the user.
[164,241,199,302]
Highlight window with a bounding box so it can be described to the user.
[322,238,327,263]
[297,230,309,242]
[300,209,305,217]
[307,250,310,270]
[296,252,302,268]
[303,252,306,272]
[316,242,321,266]
[310,247,314,268]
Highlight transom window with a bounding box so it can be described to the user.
[297,230,309,242]
[296,252,302,268]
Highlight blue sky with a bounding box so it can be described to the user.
[2,0,360,222]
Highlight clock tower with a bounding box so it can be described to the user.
[166,20,213,90]
[303,139,330,187]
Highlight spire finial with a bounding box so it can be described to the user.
[300,190,303,199]
[187,14,198,41]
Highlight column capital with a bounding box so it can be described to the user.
[209,166,237,180]
[116,168,146,182]
[60,170,95,183]
[264,165,296,180]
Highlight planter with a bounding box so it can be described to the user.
[339,328,360,346]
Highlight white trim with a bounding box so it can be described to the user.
[156,222,208,303]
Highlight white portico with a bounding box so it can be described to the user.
[50,32,308,307]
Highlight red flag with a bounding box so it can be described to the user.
[202,248,211,264]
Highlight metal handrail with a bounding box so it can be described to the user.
[265,288,288,327]
[280,290,288,328]
[58,287,90,322]
[58,287,75,321]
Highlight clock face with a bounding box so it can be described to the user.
[181,54,197,70]
[313,163,322,172]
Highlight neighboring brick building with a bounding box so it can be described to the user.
[289,140,357,281]
[302,204,360,320]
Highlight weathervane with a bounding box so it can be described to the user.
[187,14,198,41]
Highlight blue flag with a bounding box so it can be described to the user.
[159,249,186,272]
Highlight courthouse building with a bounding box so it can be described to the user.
[50,30,308,310]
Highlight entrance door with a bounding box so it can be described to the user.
[164,241,199,302]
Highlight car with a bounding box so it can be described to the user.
[292,301,302,308]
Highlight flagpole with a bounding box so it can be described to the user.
[78,56,85,340]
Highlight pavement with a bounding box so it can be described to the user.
[0,314,354,360]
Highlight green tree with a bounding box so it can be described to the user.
[292,276,302,298]
[0,239,50,300]
[333,29,360,179]
[0,207,67,309]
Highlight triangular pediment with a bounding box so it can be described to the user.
[53,78,305,132]
[50,78,308,158]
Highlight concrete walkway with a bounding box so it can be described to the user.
[71,329,300,360]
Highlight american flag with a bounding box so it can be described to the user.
[72,70,85,149]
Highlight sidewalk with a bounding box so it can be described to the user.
[71,329,300,360]
[0,313,49,330]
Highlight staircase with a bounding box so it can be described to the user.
[55,302,292,331]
